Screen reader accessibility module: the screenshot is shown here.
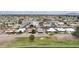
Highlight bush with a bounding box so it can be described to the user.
[30,25,34,28]
[32,29,36,34]
[72,26,79,38]
[18,19,23,24]
[29,35,35,42]
[48,32,55,35]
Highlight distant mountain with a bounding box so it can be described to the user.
[65,13,79,16]
[0,11,79,16]
[0,11,67,15]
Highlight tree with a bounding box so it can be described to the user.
[29,34,35,42]
[18,19,23,24]
[30,25,34,28]
[31,29,36,34]
[72,26,79,38]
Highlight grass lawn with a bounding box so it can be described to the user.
[7,37,79,48]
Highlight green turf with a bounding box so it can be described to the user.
[7,37,79,48]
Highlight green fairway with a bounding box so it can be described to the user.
[7,37,79,48]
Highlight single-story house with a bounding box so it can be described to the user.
[47,28,56,32]
[43,22,52,27]
[56,28,66,32]
[31,21,39,27]
[55,28,75,33]
[54,21,64,25]
[37,28,44,33]
[65,28,75,33]
[5,29,15,34]
[15,28,26,33]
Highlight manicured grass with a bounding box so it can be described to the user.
[7,37,79,48]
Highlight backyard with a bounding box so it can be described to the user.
[5,37,79,48]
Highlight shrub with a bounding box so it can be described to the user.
[29,35,35,42]
[18,19,23,24]
[48,32,54,35]
[32,29,36,34]
[30,25,34,28]
[72,26,79,38]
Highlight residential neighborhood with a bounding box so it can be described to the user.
[0,15,78,34]
[0,15,79,47]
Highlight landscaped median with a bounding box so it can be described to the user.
[7,37,79,48]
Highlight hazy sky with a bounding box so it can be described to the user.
[0,11,79,14]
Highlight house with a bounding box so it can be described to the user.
[47,28,56,32]
[58,22,64,25]
[65,28,75,33]
[37,28,44,33]
[56,28,66,32]
[15,28,26,33]
[0,23,3,29]
[5,29,15,34]
[27,28,32,33]
[31,21,39,27]
[43,22,52,27]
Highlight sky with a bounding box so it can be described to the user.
[0,11,79,15]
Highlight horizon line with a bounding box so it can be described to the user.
[0,11,79,15]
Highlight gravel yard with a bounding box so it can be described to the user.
[0,34,15,46]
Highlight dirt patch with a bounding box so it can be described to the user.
[0,34,16,46]
[50,34,76,40]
